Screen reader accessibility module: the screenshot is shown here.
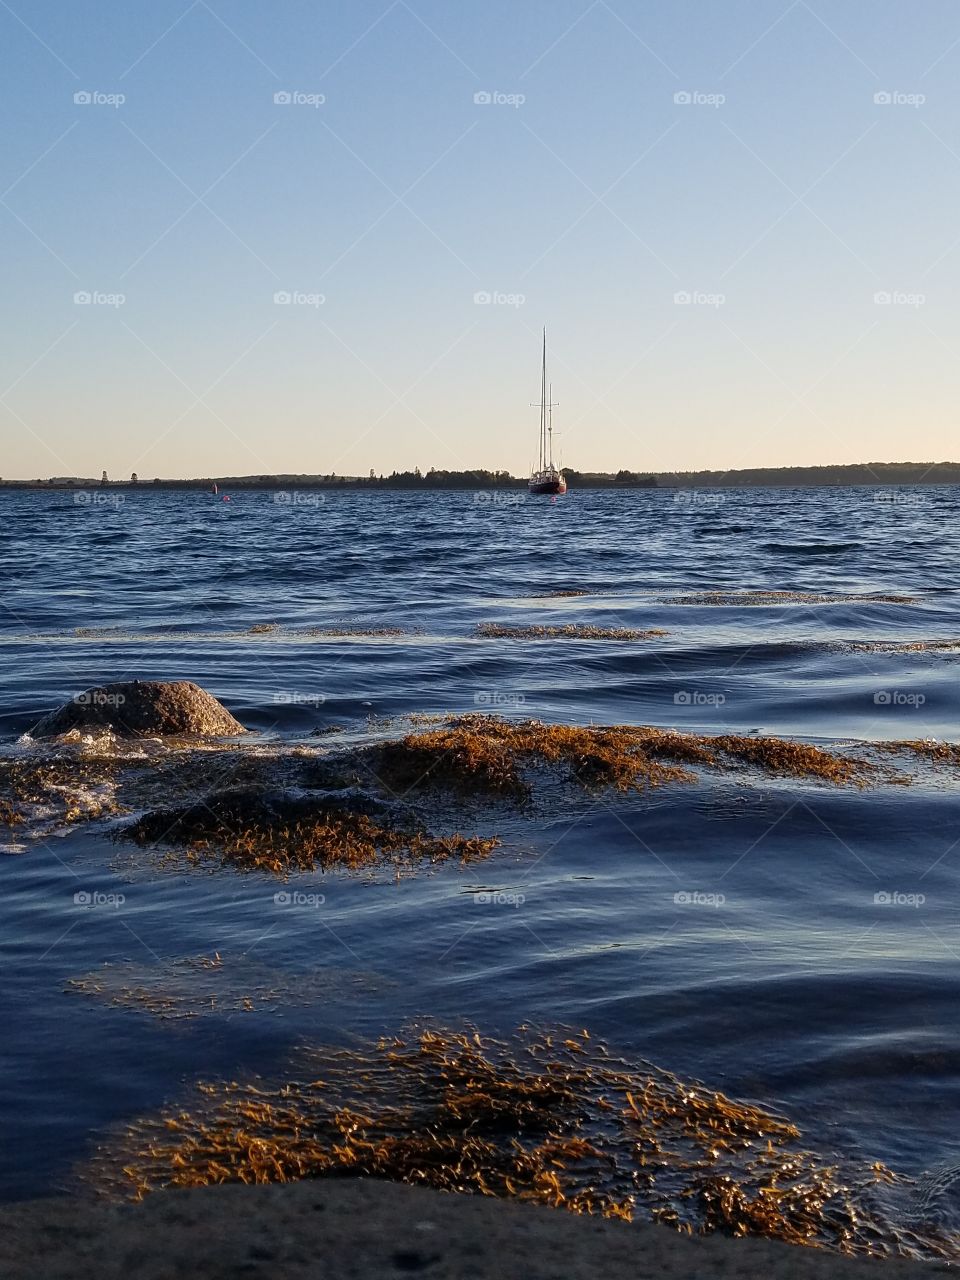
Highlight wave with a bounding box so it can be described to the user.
[762,541,862,555]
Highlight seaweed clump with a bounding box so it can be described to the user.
[369,718,871,802]
[0,753,131,826]
[477,623,666,640]
[86,1025,935,1258]
[877,741,960,769]
[372,721,700,799]
[709,734,865,784]
[301,625,409,638]
[847,639,960,653]
[0,799,24,827]
[667,591,915,606]
[121,790,497,876]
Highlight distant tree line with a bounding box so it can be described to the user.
[7,461,960,490]
[656,462,960,488]
[4,468,658,491]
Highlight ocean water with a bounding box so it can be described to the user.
[2,484,959,1248]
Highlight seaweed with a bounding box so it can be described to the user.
[122,790,497,876]
[847,639,960,653]
[84,1024,949,1258]
[710,734,865,784]
[66,954,392,1020]
[877,740,960,768]
[0,753,133,824]
[667,591,915,607]
[368,718,872,801]
[0,799,24,826]
[301,626,410,637]
[476,624,666,640]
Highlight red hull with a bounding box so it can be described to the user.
[528,477,567,495]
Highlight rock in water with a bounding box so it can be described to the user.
[30,680,247,739]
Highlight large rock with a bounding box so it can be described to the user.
[30,680,247,739]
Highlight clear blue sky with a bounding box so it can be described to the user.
[3,0,960,479]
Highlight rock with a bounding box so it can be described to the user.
[0,1179,948,1280]
[30,680,247,739]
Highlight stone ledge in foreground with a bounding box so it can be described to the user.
[0,1179,949,1280]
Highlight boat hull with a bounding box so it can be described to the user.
[528,476,567,495]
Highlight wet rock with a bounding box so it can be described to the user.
[30,680,247,739]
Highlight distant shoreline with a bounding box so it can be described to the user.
[1,462,959,491]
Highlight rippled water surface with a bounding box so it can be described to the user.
[2,485,959,1247]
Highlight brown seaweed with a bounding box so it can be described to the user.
[122,791,497,876]
[476,623,666,640]
[368,718,872,801]
[84,1024,952,1259]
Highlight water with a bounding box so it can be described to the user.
[2,484,959,1245]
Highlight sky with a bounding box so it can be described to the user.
[3,1,960,479]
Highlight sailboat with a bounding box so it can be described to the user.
[528,329,567,496]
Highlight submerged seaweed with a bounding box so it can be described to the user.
[66,954,392,1020]
[84,1024,954,1260]
[121,789,498,876]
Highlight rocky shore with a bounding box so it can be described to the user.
[0,1180,948,1280]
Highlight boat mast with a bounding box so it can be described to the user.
[540,328,547,473]
[548,382,554,469]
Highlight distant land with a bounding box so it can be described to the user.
[2,462,960,490]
